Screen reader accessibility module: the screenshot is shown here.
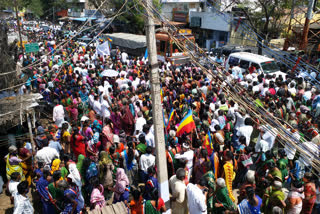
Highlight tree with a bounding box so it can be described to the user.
[88,0,161,34]
[0,0,43,18]
[28,0,44,17]
[232,0,291,54]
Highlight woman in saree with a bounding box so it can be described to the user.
[48,171,64,213]
[120,100,135,135]
[110,106,122,135]
[145,188,167,214]
[202,161,216,213]
[81,120,93,143]
[262,180,286,214]
[277,149,289,182]
[58,180,82,214]
[71,127,86,160]
[61,122,71,154]
[99,151,114,199]
[18,144,32,185]
[90,177,106,210]
[213,178,236,214]
[267,161,282,182]
[6,145,24,181]
[302,172,317,214]
[237,186,262,214]
[51,159,62,174]
[221,150,236,202]
[86,132,101,162]
[66,161,85,211]
[76,154,85,184]
[36,170,56,214]
[102,118,114,150]
[193,148,209,183]
[109,168,130,206]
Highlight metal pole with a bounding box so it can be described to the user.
[145,0,170,213]
[14,0,24,55]
[300,0,315,50]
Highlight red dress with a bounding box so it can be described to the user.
[71,134,86,159]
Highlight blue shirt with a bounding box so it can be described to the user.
[48,140,62,153]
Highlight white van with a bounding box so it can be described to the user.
[225,52,286,79]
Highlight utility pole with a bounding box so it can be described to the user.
[300,0,315,50]
[145,0,170,213]
[14,0,24,55]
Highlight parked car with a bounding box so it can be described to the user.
[225,52,286,79]
[211,45,252,57]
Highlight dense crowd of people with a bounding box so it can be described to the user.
[2,22,320,214]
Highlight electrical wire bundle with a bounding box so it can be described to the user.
[140,0,320,176]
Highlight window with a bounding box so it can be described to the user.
[251,63,260,70]
[160,41,166,53]
[228,56,239,66]
[240,60,250,69]
[261,61,280,74]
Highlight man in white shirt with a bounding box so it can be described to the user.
[121,51,128,63]
[145,126,155,148]
[232,63,242,79]
[135,112,146,135]
[237,118,254,146]
[169,168,188,214]
[53,101,65,128]
[139,146,155,182]
[175,143,194,180]
[8,172,21,202]
[186,177,208,214]
[93,95,102,116]
[35,144,59,165]
[132,75,140,90]
[13,181,34,214]
[101,95,111,122]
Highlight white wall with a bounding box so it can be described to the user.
[190,11,230,32]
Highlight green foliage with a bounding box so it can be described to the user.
[236,0,291,39]
[28,0,43,17]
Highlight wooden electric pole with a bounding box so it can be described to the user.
[145,0,170,213]
[300,0,315,50]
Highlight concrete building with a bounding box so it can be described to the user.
[161,0,205,23]
[189,7,230,49]
[67,0,102,20]
[160,0,230,50]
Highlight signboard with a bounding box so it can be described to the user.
[25,43,39,53]
[17,41,28,48]
[178,29,192,35]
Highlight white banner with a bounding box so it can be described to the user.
[96,41,110,57]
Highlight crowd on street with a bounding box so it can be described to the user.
[2,21,320,214]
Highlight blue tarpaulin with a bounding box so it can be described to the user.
[69,17,96,22]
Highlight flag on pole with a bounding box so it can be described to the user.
[204,130,213,155]
[176,110,196,137]
[106,36,113,42]
[144,48,148,59]
[160,88,164,103]
[166,108,175,130]
[162,109,167,128]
